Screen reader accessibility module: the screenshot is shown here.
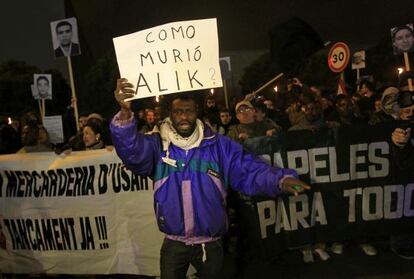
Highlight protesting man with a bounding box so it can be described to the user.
[389,88,414,259]
[110,78,310,279]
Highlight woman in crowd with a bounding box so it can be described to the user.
[82,118,106,150]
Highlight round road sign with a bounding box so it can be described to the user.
[328,42,350,73]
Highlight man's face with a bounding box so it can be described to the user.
[37,79,49,97]
[236,105,255,124]
[336,98,352,118]
[394,28,414,52]
[79,116,88,130]
[57,24,73,46]
[206,99,216,108]
[263,100,274,110]
[220,112,231,125]
[399,104,414,121]
[303,102,322,122]
[146,111,155,124]
[170,99,197,137]
[255,110,266,122]
[374,100,382,112]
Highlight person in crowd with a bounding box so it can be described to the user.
[38,125,54,150]
[202,95,221,130]
[326,94,363,127]
[285,93,306,128]
[87,113,112,146]
[285,93,330,262]
[56,112,111,154]
[17,123,53,153]
[359,80,376,99]
[83,118,106,150]
[392,25,414,55]
[110,78,310,278]
[289,93,326,131]
[227,100,278,142]
[9,117,20,134]
[139,109,159,134]
[154,105,163,124]
[0,121,21,154]
[389,88,414,259]
[264,97,291,131]
[36,76,51,99]
[217,108,233,135]
[369,94,390,125]
[54,20,81,57]
[253,102,282,134]
[320,92,335,120]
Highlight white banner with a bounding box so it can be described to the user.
[113,18,223,100]
[0,150,163,275]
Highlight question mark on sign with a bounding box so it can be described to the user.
[209,68,216,84]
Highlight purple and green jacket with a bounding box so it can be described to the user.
[110,114,298,244]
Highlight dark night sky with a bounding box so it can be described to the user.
[71,0,414,57]
[1,0,414,79]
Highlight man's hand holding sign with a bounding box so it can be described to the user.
[111,18,310,278]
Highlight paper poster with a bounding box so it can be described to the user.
[33,74,52,100]
[113,18,222,100]
[51,17,81,58]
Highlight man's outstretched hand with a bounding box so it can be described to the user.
[281,177,311,196]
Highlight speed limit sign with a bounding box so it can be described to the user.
[328,42,350,73]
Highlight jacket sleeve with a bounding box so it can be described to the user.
[110,112,161,176]
[391,141,414,172]
[219,135,298,198]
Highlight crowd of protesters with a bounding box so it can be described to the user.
[1,73,414,279]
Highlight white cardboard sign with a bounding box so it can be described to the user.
[113,18,222,100]
[42,115,64,143]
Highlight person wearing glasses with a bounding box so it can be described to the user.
[227,100,278,142]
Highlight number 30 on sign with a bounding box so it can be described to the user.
[328,42,350,73]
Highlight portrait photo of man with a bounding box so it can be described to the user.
[351,50,366,70]
[50,17,81,58]
[33,74,52,100]
[391,23,414,55]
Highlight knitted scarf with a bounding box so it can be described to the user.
[159,117,204,167]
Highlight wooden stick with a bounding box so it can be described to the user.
[38,100,42,124]
[41,99,45,123]
[403,52,413,91]
[67,56,80,131]
[356,69,360,92]
[223,80,229,109]
[253,73,284,95]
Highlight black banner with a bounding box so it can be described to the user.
[238,123,414,259]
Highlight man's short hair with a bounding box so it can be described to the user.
[253,102,268,114]
[36,76,49,85]
[55,20,72,33]
[168,93,198,111]
[219,108,230,114]
[360,80,375,92]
